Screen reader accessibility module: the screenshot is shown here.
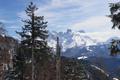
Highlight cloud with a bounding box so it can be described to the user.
[71,16,112,32]
[0,19,15,24]
[80,30,120,42]
[14,0,120,43]
[17,0,120,41]
[17,12,28,19]
[7,25,20,29]
[18,0,103,24]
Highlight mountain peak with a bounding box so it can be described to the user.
[67,29,72,33]
[78,30,85,33]
[48,30,99,52]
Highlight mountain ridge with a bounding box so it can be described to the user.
[48,29,114,58]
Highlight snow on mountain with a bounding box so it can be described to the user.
[113,78,119,80]
[105,37,120,44]
[48,29,120,58]
[48,29,99,52]
[88,57,120,79]
[90,65,109,77]
[77,56,88,60]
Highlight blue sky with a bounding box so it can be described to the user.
[0,0,120,42]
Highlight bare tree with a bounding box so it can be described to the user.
[56,37,61,80]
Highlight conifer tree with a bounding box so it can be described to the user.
[17,2,51,80]
[108,2,120,55]
[61,58,88,80]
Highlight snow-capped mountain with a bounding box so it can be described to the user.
[47,29,116,58]
[48,29,99,52]
[48,29,120,79]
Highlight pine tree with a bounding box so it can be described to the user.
[17,2,51,80]
[108,2,120,55]
[61,58,88,80]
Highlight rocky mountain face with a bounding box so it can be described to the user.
[48,29,111,58]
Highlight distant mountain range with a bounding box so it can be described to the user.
[48,29,120,79]
[48,29,118,58]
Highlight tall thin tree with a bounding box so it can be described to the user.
[56,37,61,80]
[17,2,49,80]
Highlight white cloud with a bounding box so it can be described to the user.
[18,12,28,19]
[0,19,15,24]
[17,0,120,41]
[71,16,112,32]
[18,0,102,23]
[8,25,20,29]
[14,0,120,44]
[81,30,120,42]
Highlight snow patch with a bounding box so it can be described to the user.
[77,56,88,60]
[91,65,109,77]
[113,78,119,80]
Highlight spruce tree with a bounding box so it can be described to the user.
[108,2,120,55]
[61,58,88,80]
[17,2,51,80]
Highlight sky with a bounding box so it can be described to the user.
[0,0,120,42]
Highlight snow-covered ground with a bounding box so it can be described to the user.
[113,78,119,80]
[91,65,109,77]
[77,56,88,60]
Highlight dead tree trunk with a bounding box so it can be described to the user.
[56,37,61,80]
